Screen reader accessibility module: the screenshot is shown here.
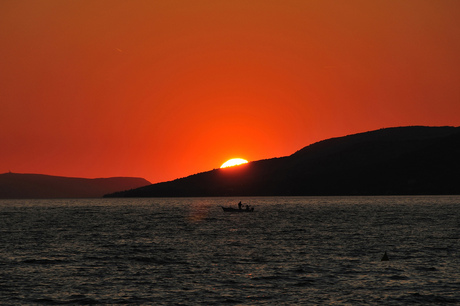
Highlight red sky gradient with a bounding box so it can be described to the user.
[1,1,460,183]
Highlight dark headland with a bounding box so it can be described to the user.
[105,126,460,197]
[0,173,150,199]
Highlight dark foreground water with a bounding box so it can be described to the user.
[0,196,459,305]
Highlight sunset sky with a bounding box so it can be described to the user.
[1,0,459,183]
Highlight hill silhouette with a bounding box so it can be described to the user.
[105,126,460,197]
[0,173,150,199]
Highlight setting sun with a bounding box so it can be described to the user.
[220,158,249,168]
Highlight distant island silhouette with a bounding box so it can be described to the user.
[105,126,460,197]
[0,173,150,199]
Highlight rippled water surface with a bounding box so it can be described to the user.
[1,196,459,305]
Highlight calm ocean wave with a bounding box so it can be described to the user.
[0,196,459,305]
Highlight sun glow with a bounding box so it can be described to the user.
[220,158,249,168]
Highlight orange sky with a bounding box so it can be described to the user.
[1,0,460,183]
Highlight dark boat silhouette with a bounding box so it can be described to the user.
[381,251,389,261]
[221,206,254,212]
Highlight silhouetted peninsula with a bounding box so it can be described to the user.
[0,173,150,199]
[105,126,460,197]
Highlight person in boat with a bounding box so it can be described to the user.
[238,201,242,210]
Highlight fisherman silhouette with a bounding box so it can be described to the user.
[238,201,242,210]
[381,251,389,261]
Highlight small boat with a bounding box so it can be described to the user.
[221,206,254,212]
[381,251,389,261]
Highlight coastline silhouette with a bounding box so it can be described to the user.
[0,173,150,199]
[2,126,459,199]
[105,126,460,197]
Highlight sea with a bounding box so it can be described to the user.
[0,196,459,305]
